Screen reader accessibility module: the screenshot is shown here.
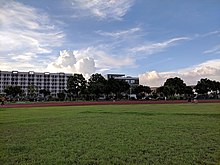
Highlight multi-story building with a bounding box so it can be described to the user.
[0,70,71,96]
[0,71,139,97]
[105,74,139,86]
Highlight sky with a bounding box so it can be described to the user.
[0,0,220,86]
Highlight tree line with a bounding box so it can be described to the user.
[156,77,220,100]
[2,73,220,101]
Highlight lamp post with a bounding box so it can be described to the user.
[129,87,132,100]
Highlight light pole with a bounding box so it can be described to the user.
[129,87,132,100]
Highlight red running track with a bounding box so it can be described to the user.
[1,100,220,108]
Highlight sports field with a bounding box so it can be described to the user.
[1,103,220,164]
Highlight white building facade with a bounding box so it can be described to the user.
[0,70,71,96]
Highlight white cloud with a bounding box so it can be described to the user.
[47,47,134,78]
[0,0,65,71]
[71,0,134,20]
[57,50,77,66]
[203,44,220,54]
[71,47,134,69]
[139,59,220,87]
[97,27,141,38]
[195,30,220,38]
[0,61,13,71]
[0,60,43,72]
[131,37,190,54]
[47,50,95,79]
[10,53,37,62]
[205,30,220,37]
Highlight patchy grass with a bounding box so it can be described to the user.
[0,103,220,164]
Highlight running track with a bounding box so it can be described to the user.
[1,100,220,108]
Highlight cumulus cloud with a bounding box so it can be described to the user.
[57,50,77,66]
[131,37,190,54]
[0,0,65,70]
[139,59,220,86]
[47,48,134,78]
[71,0,134,20]
[47,50,95,79]
[71,47,134,69]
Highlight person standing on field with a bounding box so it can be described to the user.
[1,97,6,106]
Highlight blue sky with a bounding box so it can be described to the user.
[0,0,220,86]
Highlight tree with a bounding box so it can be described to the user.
[39,89,51,100]
[195,78,220,99]
[210,80,220,98]
[184,86,194,96]
[104,78,120,99]
[57,92,66,101]
[104,78,130,100]
[39,89,51,97]
[27,85,37,100]
[118,80,130,94]
[156,77,187,99]
[67,74,87,100]
[156,86,164,97]
[88,73,107,100]
[156,86,171,98]
[194,78,212,95]
[133,85,151,99]
[164,77,186,96]
[4,86,23,99]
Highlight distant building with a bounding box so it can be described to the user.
[105,74,139,86]
[0,71,140,97]
[0,70,71,96]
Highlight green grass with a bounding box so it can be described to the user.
[0,103,220,165]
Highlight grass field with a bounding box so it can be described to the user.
[0,103,220,165]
